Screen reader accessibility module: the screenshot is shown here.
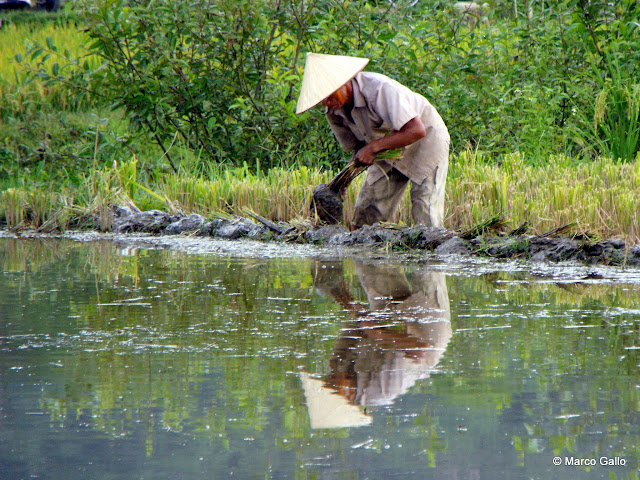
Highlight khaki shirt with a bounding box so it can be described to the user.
[326,72,450,185]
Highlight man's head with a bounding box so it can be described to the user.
[296,53,368,114]
[320,81,353,111]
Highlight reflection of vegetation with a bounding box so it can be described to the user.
[447,273,640,475]
[453,269,640,309]
[1,238,640,477]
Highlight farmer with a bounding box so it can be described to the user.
[296,52,450,228]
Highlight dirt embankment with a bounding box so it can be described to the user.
[97,206,640,266]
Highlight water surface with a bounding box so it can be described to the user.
[1,236,639,479]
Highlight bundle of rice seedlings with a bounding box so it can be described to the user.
[311,149,403,224]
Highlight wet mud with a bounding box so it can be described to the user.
[5,205,640,267]
[104,206,640,267]
[310,183,344,224]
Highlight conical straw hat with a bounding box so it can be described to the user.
[296,53,369,114]
[300,373,372,429]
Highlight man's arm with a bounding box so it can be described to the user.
[355,116,426,165]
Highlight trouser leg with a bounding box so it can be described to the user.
[352,168,409,228]
[410,159,448,228]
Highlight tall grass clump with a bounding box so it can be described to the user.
[0,187,77,232]
[568,2,640,161]
[592,80,640,162]
[3,150,640,243]
[571,52,640,162]
[144,150,640,243]
[446,150,640,241]
[157,163,332,221]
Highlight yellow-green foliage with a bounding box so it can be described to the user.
[158,150,640,242]
[446,151,640,241]
[0,17,91,109]
[3,152,640,242]
[159,165,331,221]
[0,18,88,80]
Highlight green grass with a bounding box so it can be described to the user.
[0,13,86,79]
[0,7,164,196]
[0,8,90,111]
[2,7,640,243]
[3,152,640,243]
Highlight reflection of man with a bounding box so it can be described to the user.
[302,259,451,428]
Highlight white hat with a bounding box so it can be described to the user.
[296,53,369,114]
[300,373,372,429]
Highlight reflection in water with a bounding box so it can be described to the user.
[303,260,451,429]
[2,238,640,479]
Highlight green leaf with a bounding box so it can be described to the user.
[30,48,44,61]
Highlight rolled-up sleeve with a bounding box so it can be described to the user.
[327,112,360,151]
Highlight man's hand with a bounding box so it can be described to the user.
[355,116,426,166]
[355,143,377,165]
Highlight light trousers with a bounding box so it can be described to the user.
[352,159,448,228]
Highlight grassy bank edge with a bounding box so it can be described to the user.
[2,150,639,243]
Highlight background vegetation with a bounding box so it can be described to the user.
[1,0,640,239]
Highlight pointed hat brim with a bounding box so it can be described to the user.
[300,373,372,429]
[296,53,369,114]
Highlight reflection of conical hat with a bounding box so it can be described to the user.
[296,53,369,114]
[300,373,372,429]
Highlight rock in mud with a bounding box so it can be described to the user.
[434,236,472,256]
[197,221,216,237]
[580,240,626,265]
[164,214,206,235]
[626,245,640,266]
[113,206,174,233]
[529,237,579,262]
[212,218,266,240]
[330,224,402,246]
[310,184,343,224]
[475,236,529,258]
[400,226,456,250]
[303,224,349,243]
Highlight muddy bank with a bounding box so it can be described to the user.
[96,206,640,266]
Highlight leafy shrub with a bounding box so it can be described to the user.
[15,0,640,173]
[68,0,351,171]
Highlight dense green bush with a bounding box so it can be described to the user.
[19,0,640,172]
[379,0,639,159]
[68,0,349,171]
